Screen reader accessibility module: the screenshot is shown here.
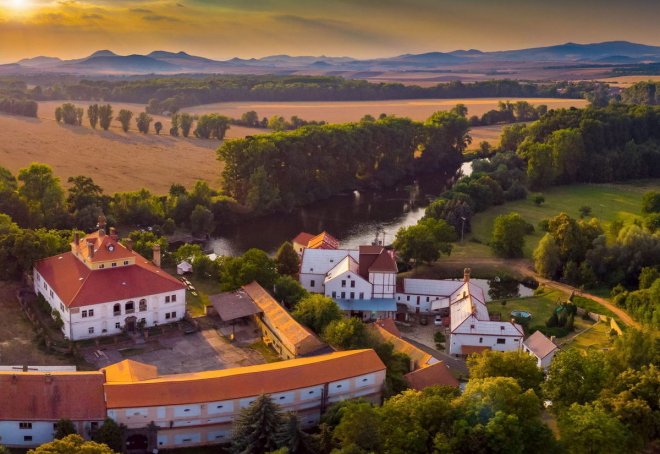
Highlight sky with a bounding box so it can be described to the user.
[0,0,659,62]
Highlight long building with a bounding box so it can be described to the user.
[0,350,385,451]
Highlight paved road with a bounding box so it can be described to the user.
[439,257,640,329]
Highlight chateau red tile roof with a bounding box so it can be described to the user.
[461,345,491,355]
[293,232,314,246]
[369,250,398,272]
[76,231,134,263]
[405,362,459,390]
[102,350,385,408]
[0,372,106,421]
[34,235,185,308]
[374,318,401,337]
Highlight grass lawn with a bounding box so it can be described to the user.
[564,320,614,353]
[487,289,567,327]
[249,341,282,363]
[162,266,223,317]
[467,180,659,258]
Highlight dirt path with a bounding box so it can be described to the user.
[438,257,641,329]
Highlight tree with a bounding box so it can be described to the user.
[533,194,545,206]
[154,121,163,135]
[491,212,528,258]
[579,205,592,218]
[241,110,259,127]
[54,106,62,123]
[117,109,133,132]
[189,204,214,237]
[638,267,659,289]
[542,349,611,412]
[268,115,288,131]
[75,107,84,126]
[67,175,104,212]
[558,403,628,454]
[232,394,283,454]
[135,112,153,134]
[275,241,299,275]
[393,218,455,265]
[28,434,116,454]
[98,104,113,131]
[534,233,561,278]
[54,418,77,439]
[59,103,78,125]
[91,418,124,453]
[276,412,316,454]
[332,401,382,452]
[525,143,556,189]
[641,191,660,214]
[467,350,544,394]
[323,317,369,350]
[293,294,342,334]
[178,112,194,137]
[174,243,204,264]
[87,104,99,129]
[18,163,68,227]
[219,248,278,291]
[195,113,231,139]
[273,275,308,308]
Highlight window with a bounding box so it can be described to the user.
[82,310,88,318]
[125,301,135,314]
[19,422,32,429]
[165,295,170,303]
[470,324,475,329]
[50,290,54,298]
[171,311,176,318]
[24,436,33,442]
[139,299,147,311]
[113,303,121,316]
[359,292,364,299]
[171,294,177,302]
[88,327,95,334]
[166,313,171,320]
[479,337,483,343]
[115,322,120,329]
[426,297,430,302]
[111,262,117,267]
[310,280,315,288]
[406,295,410,301]
[99,264,105,269]
[332,291,336,298]
[89,309,94,317]
[350,292,355,299]
[341,292,345,299]
[350,280,355,288]
[341,280,346,288]
[497,338,506,344]
[123,261,129,265]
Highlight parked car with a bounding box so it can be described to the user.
[434,315,443,326]
[419,315,429,325]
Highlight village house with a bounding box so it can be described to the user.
[522,331,559,369]
[292,231,339,255]
[32,226,186,341]
[299,246,398,320]
[102,350,386,451]
[395,278,465,314]
[448,272,524,355]
[0,370,106,448]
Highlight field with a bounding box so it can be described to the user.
[468,124,506,149]
[597,75,660,87]
[183,97,587,123]
[467,180,660,258]
[0,281,71,366]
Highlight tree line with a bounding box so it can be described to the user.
[0,96,38,118]
[27,76,606,108]
[218,111,469,213]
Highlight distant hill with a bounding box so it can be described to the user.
[4,41,660,76]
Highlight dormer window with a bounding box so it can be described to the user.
[108,245,115,252]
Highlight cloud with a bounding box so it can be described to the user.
[81,13,104,19]
[142,14,181,23]
[130,8,153,13]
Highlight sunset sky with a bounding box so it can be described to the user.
[1,0,658,63]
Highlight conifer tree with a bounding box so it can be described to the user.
[232,394,283,454]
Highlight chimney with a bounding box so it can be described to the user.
[152,244,161,268]
[464,267,471,283]
[87,241,95,259]
[109,227,118,241]
[550,335,556,344]
[99,228,105,238]
[124,238,133,251]
[73,232,80,246]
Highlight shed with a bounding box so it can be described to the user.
[177,260,193,275]
[208,290,262,323]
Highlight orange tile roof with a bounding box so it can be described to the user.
[103,350,385,408]
[374,318,401,337]
[242,281,326,356]
[75,231,135,263]
[0,372,106,421]
[405,362,459,390]
[307,231,339,250]
[35,249,185,308]
[103,359,158,382]
[293,232,314,246]
[369,322,433,368]
[461,345,491,355]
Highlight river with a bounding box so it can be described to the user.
[208,162,474,256]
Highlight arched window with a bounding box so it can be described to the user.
[113,303,121,316]
[139,299,147,311]
[125,301,135,314]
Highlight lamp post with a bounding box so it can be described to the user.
[460,217,467,243]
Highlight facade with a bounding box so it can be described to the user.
[395,278,464,314]
[299,246,398,320]
[522,331,559,369]
[33,229,186,341]
[0,371,106,448]
[103,350,386,451]
[242,281,328,360]
[448,279,524,355]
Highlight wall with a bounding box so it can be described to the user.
[324,272,372,301]
[449,332,522,355]
[253,314,297,360]
[395,292,446,313]
[299,272,327,294]
[369,272,395,298]
[0,420,101,448]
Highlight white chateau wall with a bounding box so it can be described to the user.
[395,292,446,313]
[299,273,327,294]
[449,332,522,355]
[369,272,395,298]
[324,272,372,300]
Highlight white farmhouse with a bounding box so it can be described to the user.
[448,279,524,356]
[33,229,186,340]
[522,331,559,369]
[299,246,398,320]
[396,278,464,314]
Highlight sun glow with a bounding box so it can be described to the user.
[8,0,29,9]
